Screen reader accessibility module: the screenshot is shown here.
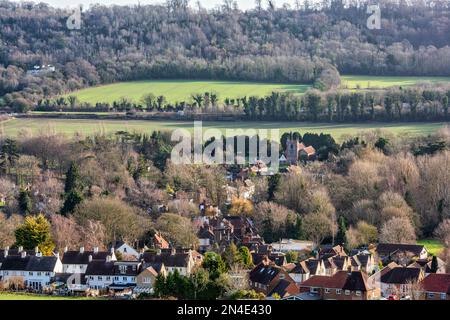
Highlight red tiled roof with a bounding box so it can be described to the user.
[421,274,450,294]
[302,146,316,155]
[300,272,348,289]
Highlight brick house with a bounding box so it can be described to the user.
[419,273,450,300]
[249,259,299,298]
[299,271,378,300]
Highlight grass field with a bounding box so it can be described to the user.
[64,80,310,104]
[418,239,445,256]
[341,75,450,90]
[63,76,450,106]
[0,118,447,141]
[0,293,93,300]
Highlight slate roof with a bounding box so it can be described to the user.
[113,262,141,276]
[380,267,422,284]
[0,255,58,272]
[249,263,281,285]
[332,256,348,271]
[141,251,190,268]
[62,251,111,265]
[342,272,370,292]
[268,279,295,297]
[421,274,450,294]
[304,259,322,274]
[377,244,425,257]
[289,261,310,274]
[85,261,115,276]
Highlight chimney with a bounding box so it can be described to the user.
[171,248,176,256]
[36,252,42,258]
[4,248,8,258]
[21,251,27,258]
[64,246,68,253]
[93,247,99,254]
[18,246,23,253]
[35,247,39,254]
[110,247,115,255]
[106,255,112,263]
[88,255,93,262]
[80,247,85,254]
[156,249,162,256]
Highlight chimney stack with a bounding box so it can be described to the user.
[35,247,39,254]
[80,247,85,254]
[156,249,162,256]
[18,246,23,253]
[171,248,176,256]
[4,248,8,258]
[64,246,68,253]
[106,255,112,263]
[88,255,93,262]
[110,247,115,255]
[93,247,99,254]
[21,251,27,258]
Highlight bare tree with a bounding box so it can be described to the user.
[380,217,416,244]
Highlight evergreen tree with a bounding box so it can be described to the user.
[64,162,80,193]
[14,214,55,255]
[295,215,304,240]
[430,255,439,273]
[61,190,83,216]
[267,173,281,201]
[18,188,32,215]
[336,216,347,246]
[238,246,253,269]
[61,162,83,215]
[0,138,19,174]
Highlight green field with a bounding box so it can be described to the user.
[0,293,93,300]
[418,239,445,256]
[63,77,450,106]
[341,75,450,90]
[1,118,447,141]
[65,80,310,104]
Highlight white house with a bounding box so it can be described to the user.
[85,258,140,290]
[0,251,63,290]
[141,249,199,276]
[62,247,117,274]
[111,241,140,260]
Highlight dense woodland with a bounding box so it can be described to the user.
[4,0,450,110]
[0,127,449,252]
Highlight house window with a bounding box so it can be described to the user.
[310,287,318,293]
[98,276,102,281]
[37,272,41,276]
[345,290,350,296]
[336,289,342,295]
[106,277,111,281]
[29,272,33,276]
[428,293,435,299]
[440,293,446,300]
[356,291,362,296]
[325,288,331,294]
[123,277,127,281]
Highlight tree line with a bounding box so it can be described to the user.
[33,84,450,123]
[4,1,450,110]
